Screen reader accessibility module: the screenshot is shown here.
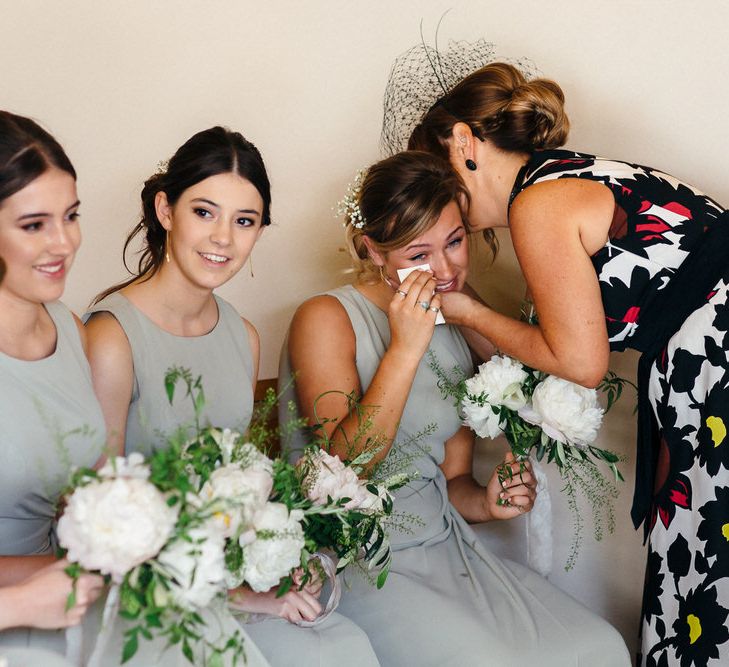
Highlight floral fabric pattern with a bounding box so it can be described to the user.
[516,150,729,666]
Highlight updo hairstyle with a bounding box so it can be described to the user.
[408,62,569,160]
[0,111,76,205]
[345,151,475,283]
[94,126,271,303]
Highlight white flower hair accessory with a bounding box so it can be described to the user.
[336,169,367,229]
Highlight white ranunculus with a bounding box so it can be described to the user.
[465,355,528,410]
[527,376,604,445]
[242,503,305,592]
[301,449,361,507]
[157,523,227,610]
[200,463,273,537]
[97,452,150,480]
[57,477,178,582]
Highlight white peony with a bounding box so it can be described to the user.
[525,375,604,445]
[461,356,529,438]
[157,523,227,610]
[241,503,305,592]
[97,452,150,480]
[465,355,529,410]
[461,400,504,439]
[57,477,178,582]
[200,463,273,538]
[301,449,361,507]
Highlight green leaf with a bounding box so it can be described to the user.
[122,633,139,664]
[182,639,194,664]
[65,589,76,612]
[376,562,390,589]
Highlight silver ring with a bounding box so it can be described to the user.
[429,306,440,313]
[419,300,430,310]
[396,289,408,298]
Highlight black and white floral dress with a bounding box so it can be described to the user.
[512,150,729,667]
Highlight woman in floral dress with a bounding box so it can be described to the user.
[408,61,729,666]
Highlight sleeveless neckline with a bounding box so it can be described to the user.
[115,292,223,340]
[0,302,63,366]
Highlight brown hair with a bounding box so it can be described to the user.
[93,126,271,304]
[0,111,76,205]
[408,62,569,160]
[345,151,487,282]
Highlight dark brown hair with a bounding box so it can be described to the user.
[0,111,76,205]
[94,126,271,303]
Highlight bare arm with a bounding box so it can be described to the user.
[290,271,440,466]
[441,427,536,523]
[84,312,135,458]
[242,317,260,392]
[0,555,56,586]
[457,283,497,363]
[441,179,614,387]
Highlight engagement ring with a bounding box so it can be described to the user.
[419,300,430,310]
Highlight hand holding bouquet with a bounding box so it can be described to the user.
[431,351,632,569]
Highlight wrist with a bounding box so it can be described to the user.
[383,344,424,372]
[0,585,26,629]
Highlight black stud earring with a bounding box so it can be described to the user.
[465,159,477,171]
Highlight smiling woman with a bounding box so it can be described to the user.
[0,111,106,659]
[82,126,380,667]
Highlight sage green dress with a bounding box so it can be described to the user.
[0,302,105,656]
[280,285,631,666]
[85,293,380,667]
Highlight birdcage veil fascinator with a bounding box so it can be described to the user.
[380,27,541,155]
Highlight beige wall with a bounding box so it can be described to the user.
[3,0,728,657]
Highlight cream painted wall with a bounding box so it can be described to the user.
[3,0,728,659]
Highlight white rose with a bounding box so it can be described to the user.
[465,355,528,410]
[242,503,305,592]
[527,376,604,445]
[57,477,178,582]
[97,452,150,480]
[157,523,227,610]
[461,399,504,439]
[301,449,361,506]
[200,463,273,537]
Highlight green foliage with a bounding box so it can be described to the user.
[428,344,635,570]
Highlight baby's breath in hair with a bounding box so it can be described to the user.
[336,169,368,229]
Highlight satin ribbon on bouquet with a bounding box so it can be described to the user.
[65,583,120,667]
[525,459,553,577]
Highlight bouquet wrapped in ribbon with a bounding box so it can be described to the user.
[57,366,413,666]
[430,351,632,571]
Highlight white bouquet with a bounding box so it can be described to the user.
[431,351,629,570]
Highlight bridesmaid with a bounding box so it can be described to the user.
[84,126,380,667]
[281,150,631,666]
[0,111,105,654]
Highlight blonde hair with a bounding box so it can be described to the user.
[343,151,489,282]
[408,62,569,160]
